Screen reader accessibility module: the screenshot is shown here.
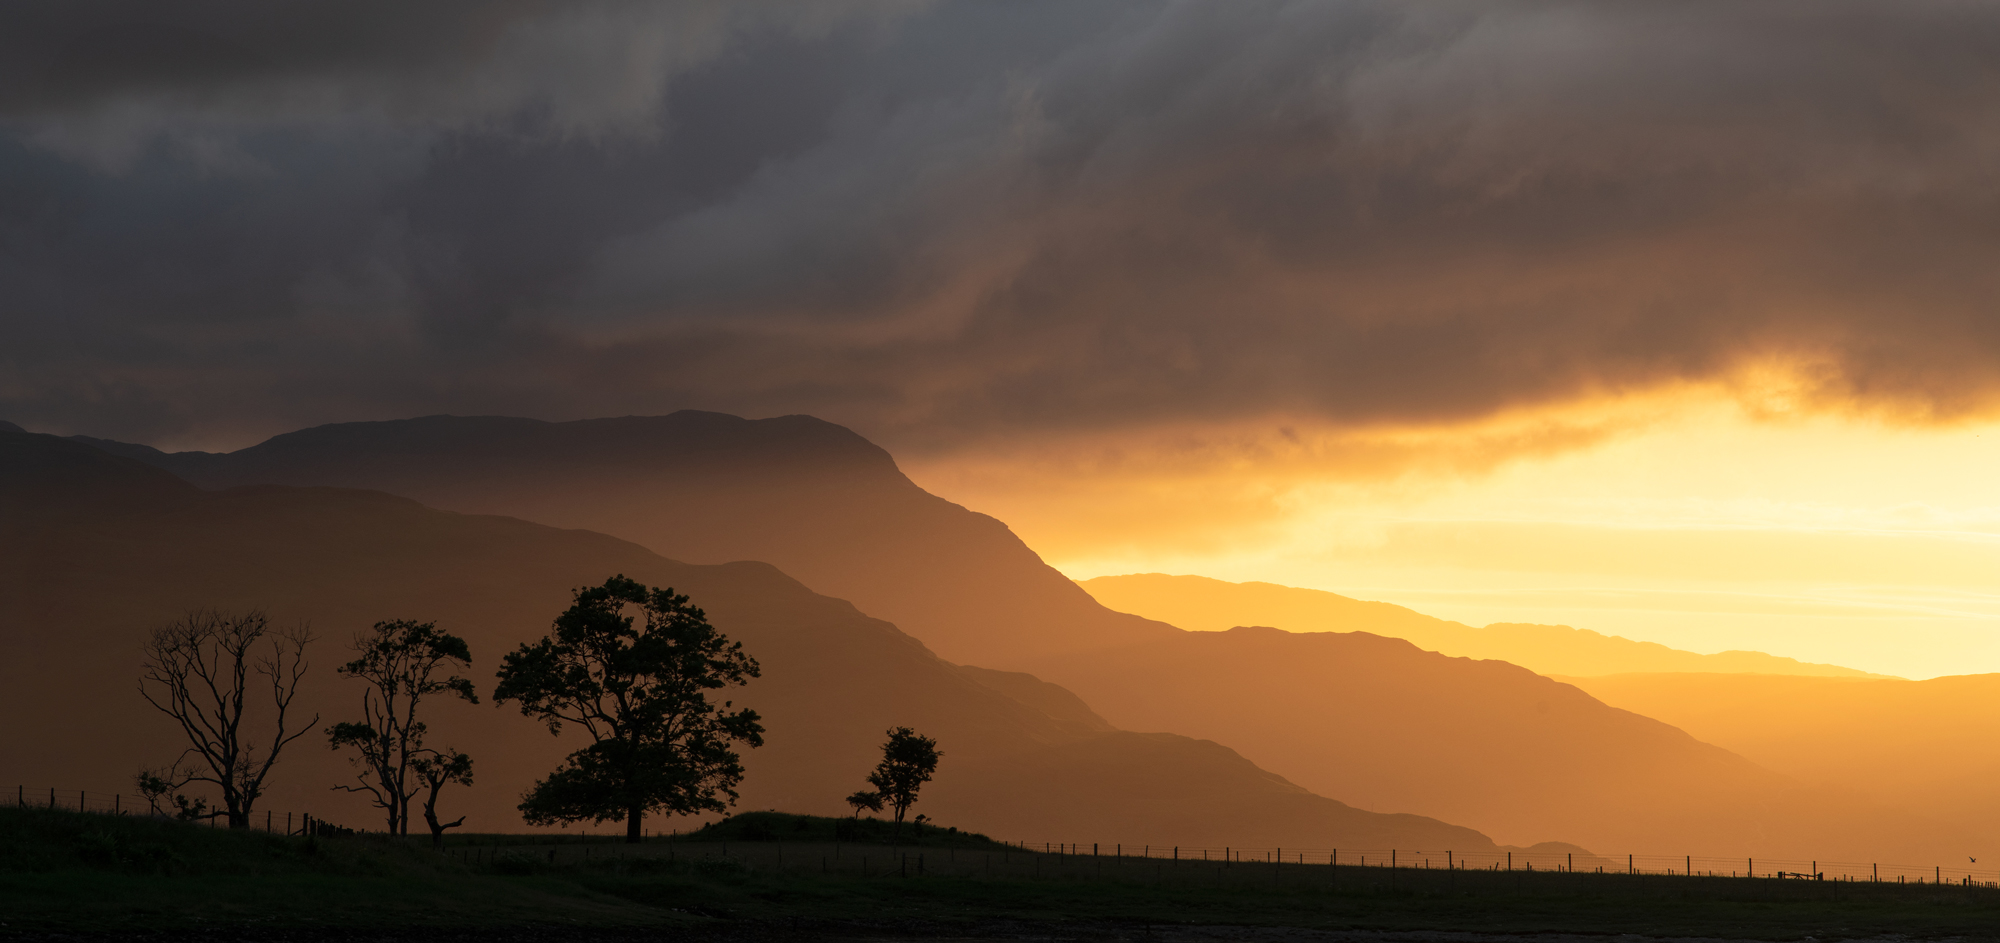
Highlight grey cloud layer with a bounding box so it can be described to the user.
[4,0,1999,449]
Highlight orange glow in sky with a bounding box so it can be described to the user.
[906,387,2000,681]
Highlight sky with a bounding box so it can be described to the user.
[923,394,2000,680]
[7,1,2000,679]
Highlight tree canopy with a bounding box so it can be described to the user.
[844,789,885,818]
[493,575,763,842]
[411,748,474,847]
[863,726,941,841]
[325,619,477,835]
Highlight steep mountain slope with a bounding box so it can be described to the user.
[1079,574,1885,679]
[76,414,1951,859]
[78,413,1175,667]
[1564,672,2000,848]
[0,430,1494,851]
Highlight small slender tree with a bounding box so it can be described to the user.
[411,748,474,848]
[844,789,884,818]
[864,727,941,841]
[325,620,477,835]
[138,609,315,829]
[494,575,764,843]
[134,768,209,821]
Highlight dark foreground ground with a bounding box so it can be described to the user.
[6,807,2000,941]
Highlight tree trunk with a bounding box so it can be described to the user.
[221,783,247,829]
[626,805,644,843]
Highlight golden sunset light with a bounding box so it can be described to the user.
[10,3,2000,936]
[921,399,2000,679]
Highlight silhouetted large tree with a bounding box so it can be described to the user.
[494,575,763,843]
[865,726,941,841]
[326,620,478,835]
[137,609,315,829]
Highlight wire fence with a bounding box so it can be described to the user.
[9,784,337,836]
[413,837,2000,900]
[974,841,1997,888]
[15,783,1994,890]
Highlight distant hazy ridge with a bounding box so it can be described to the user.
[1078,573,1889,679]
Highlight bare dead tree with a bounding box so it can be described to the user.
[138,609,316,828]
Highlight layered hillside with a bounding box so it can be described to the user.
[1080,574,1886,679]
[1015,626,1949,860]
[75,413,1955,860]
[76,413,1175,667]
[0,430,1492,851]
[1566,671,2000,851]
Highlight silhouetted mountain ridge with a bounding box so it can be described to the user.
[71,413,1955,859]
[0,430,1498,851]
[83,413,1178,665]
[2,430,199,525]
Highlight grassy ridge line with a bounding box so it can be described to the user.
[10,807,2000,938]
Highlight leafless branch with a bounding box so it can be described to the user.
[137,609,316,828]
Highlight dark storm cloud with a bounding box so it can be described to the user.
[5,0,2000,450]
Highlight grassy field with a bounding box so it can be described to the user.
[8,806,2000,939]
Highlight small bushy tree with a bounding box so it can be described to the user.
[844,789,884,818]
[494,575,764,842]
[864,727,941,841]
[135,768,209,821]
